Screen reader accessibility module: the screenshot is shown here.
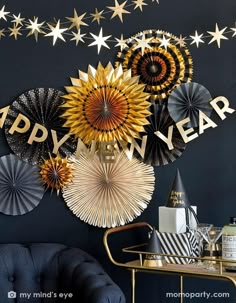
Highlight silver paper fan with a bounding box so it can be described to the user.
[168,82,212,128]
[63,152,155,228]
[0,154,44,215]
[4,88,76,165]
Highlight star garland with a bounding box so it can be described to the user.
[0,2,235,53]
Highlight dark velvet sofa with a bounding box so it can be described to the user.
[0,243,125,303]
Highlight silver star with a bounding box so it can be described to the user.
[133,34,152,55]
[115,34,127,50]
[107,0,130,23]
[0,5,9,21]
[175,34,187,47]
[27,17,45,42]
[152,0,159,3]
[89,28,111,54]
[230,23,236,37]
[133,0,147,11]
[207,23,228,48]
[159,35,170,50]
[190,30,204,48]
[70,29,86,45]
[11,13,25,26]
[90,8,105,25]
[45,20,68,46]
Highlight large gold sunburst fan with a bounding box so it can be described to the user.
[40,154,74,195]
[60,62,151,146]
[62,152,155,228]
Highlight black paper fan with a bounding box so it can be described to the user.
[0,154,44,215]
[168,82,212,128]
[116,29,193,102]
[134,103,186,166]
[4,88,76,165]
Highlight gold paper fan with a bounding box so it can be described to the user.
[61,62,151,145]
[116,29,193,102]
[62,152,155,228]
[40,154,73,195]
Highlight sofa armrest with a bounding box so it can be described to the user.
[72,262,126,303]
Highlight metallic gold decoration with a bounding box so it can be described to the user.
[66,9,88,30]
[4,88,76,165]
[70,29,86,45]
[134,103,186,166]
[207,23,228,48]
[168,82,213,128]
[107,0,131,23]
[0,5,9,21]
[0,154,44,215]
[45,20,67,45]
[40,154,73,195]
[8,24,22,40]
[26,17,45,42]
[89,28,111,54]
[115,29,193,102]
[61,62,151,145]
[11,13,25,26]
[63,152,155,228]
[190,31,204,48]
[90,8,105,25]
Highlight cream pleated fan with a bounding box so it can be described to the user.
[63,152,155,228]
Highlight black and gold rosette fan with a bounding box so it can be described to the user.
[116,29,193,103]
[134,103,186,166]
[4,88,76,165]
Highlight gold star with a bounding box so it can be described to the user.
[8,24,22,40]
[159,35,170,50]
[90,8,105,25]
[115,34,127,50]
[70,29,86,45]
[133,34,152,55]
[0,6,9,21]
[231,23,236,37]
[45,20,68,46]
[207,23,228,48]
[190,30,204,48]
[89,28,111,54]
[133,0,147,11]
[66,9,88,30]
[175,34,187,47]
[11,13,25,26]
[107,0,130,23]
[27,17,45,42]
[0,28,5,39]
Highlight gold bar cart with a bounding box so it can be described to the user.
[103,222,236,303]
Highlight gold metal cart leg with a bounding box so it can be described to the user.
[131,269,136,303]
[180,275,184,303]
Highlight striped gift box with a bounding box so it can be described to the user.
[155,230,200,264]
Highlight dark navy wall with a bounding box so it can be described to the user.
[0,0,235,302]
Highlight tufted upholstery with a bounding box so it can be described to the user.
[0,243,126,303]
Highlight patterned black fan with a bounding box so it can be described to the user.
[134,103,186,166]
[4,88,76,165]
